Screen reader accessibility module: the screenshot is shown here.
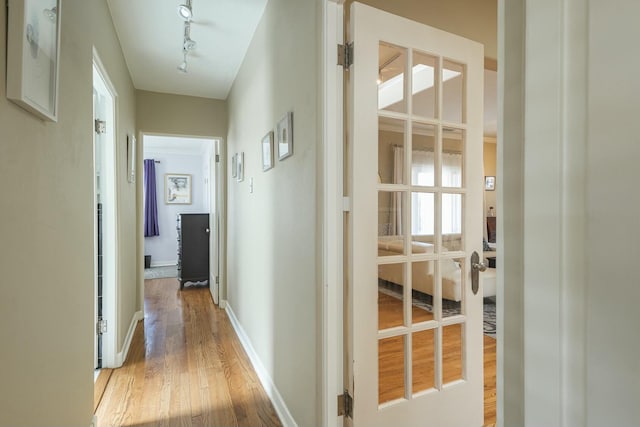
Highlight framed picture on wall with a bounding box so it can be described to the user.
[6,0,61,121]
[277,111,293,161]
[165,174,192,204]
[485,176,496,191]
[262,131,274,171]
[231,154,238,178]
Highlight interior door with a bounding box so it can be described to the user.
[210,140,221,304]
[347,3,484,426]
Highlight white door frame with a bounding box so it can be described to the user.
[321,1,589,426]
[93,49,119,369]
[321,1,345,427]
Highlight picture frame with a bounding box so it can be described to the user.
[276,111,294,161]
[165,174,192,204]
[6,0,61,122]
[237,152,244,182]
[231,154,238,178]
[485,176,496,191]
[262,131,274,171]
[127,134,136,184]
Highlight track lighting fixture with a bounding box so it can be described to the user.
[177,0,193,21]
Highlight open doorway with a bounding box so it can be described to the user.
[93,55,118,375]
[141,135,223,304]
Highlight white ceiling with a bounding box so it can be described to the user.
[106,0,268,100]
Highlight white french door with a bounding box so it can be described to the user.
[347,3,484,426]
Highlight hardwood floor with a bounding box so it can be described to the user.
[94,278,282,427]
[378,291,497,426]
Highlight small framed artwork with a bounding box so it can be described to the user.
[6,0,61,122]
[237,152,245,182]
[485,176,496,191]
[277,111,294,161]
[127,134,136,184]
[262,131,274,171]
[231,154,238,178]
[165,174,192,204]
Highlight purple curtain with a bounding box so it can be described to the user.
[144,159,160,237]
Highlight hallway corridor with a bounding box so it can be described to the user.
[95,278,282,427]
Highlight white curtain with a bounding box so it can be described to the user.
[391,146,404,235]
[409,151,462,235]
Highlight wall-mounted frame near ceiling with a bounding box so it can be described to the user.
[277,111,294,161]
[6,0,61,121]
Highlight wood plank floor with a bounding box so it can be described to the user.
[94,278,282,427]
[378,292,497,426]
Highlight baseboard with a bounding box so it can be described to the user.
[149,261,176,268]
[225,303,297,427]
[115,310,144,366]
[89,415,97,427]
[220,299,228,309]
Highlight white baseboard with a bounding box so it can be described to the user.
[225,303,297,427]
[149,261,176,268]
[115,310,144,366]
[89,415,97,427]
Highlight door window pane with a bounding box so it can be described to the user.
[411,261,435,324]
[411,123,436,187]
[412,329,436,394]
[379,335,406,404]
[379,192,405,255]
[412,51,437,119]
[442,193,463,252]
[442,128,464,188]
[442,324,464,384]
[441,257,464,318]
[378,43,407,113]
[379,264,405,331]
[379,117,406,185]
[442,60,465,123]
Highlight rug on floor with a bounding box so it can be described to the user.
[144,265,178,279]
[379,282,496,339]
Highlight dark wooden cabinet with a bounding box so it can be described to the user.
[177,213,210,289]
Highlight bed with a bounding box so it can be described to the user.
[378,237,496,302]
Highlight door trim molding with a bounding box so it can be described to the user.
[321,1,345,427]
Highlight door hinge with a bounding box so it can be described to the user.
[95,119,106,135]
[215,154,220,163]
[97,318,107,335]
[215,276,220,285]
[337,42,354,69]
[337,390,353,418]
[342,196,351,212]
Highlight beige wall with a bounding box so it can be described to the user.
[225,0,319,425]
[0,1,136,425]
[346,0,497,59]
[136,90,227,138]
[484,140,497,220]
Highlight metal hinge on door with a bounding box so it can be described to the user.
[215,276,220,285]
[337,390,353,418]
[95,119,106,134]
[97,318,107,335]
[337,42,354,69]
[215,154,220,163]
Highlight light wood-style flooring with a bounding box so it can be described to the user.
[378,292,497,426]
[94,278,282,427]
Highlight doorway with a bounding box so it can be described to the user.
[93,55,118,371]
[141,135,223,304]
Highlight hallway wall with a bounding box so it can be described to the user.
[0,1,136,425]
[225,0,319,425]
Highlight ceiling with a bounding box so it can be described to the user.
[107,0,496,136]
[106,0,268,100]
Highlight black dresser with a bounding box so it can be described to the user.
[177,213,210,289]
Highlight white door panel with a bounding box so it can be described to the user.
[348,3,484,426]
